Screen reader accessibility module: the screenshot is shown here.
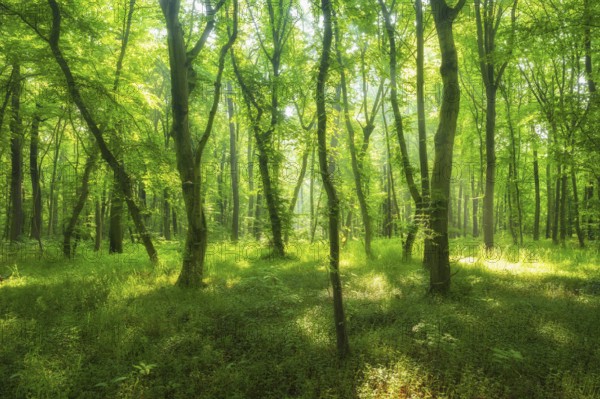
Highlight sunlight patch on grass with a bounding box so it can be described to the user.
[357,359,435,399]
[537,320,575,346]
[294,305,331,347]
[348,272,401,301]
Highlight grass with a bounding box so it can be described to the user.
[1,237,599,398]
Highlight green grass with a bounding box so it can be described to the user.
[1,238,599,398]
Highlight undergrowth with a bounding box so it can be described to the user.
[1,238,599,398]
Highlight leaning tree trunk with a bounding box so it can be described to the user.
[63,150,98,258]
[47,0,157,262]
[379,0,423,260]
[318,0,350,359]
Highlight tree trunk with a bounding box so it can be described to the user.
[64,150,98,258]
[47,0,157,262]
[287,148,309,242]
[482,88,497,249]
[552,166,561,244]
[318,0,350,358]
[226,82,240,242]
[463,188,468,236]
[571,167,585,247]
[560,171,568,245]
[533,149,541,240]
[47,119,64,237]
[94,199,103,251]
[109,174,124,253]
[247,133,256,236]
[9,63,24,242]
[379,0,424,261]
[472,172,479,237]
[160,0,238,286]
[546,161,553,239]
[254,191,263,240]
[163,188,171,240]
[426,0,466,294]
[29,107,43,242]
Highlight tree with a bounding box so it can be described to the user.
[8,63,23,242]
[475,0,518,250]
[160,0,238,286]
[317,0,350,359]
[45,0,158,262]
[231,0,295,257]
[427,0,466,294]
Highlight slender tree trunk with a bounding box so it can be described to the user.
[287,148,309,243]
[379,0,423,260]
[318,0,350,358]
[254,191,262,240]
[571,167,585,247]
[546,161,553,239]
[560,171,568,245]
[533,149,541,240]
[472,172,479,237]
[63,150,98,257]
[507,164,518,245]
[247,133,255,236]
[109,174,124,253]
[47,119,64,237]
[29,107,43,242]
[552,166,561,244]
[584,181,594,240]
[456,180,463,236]
[482,88,497,249]
[463,188,468,236]
[226,82,240,242]
[9,63,24,242]
[94,199,103,251]
[163,188,171,240]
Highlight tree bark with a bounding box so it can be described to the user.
[318,0,350,358]
[163,188,171,240]
[9,63,24,243]
[533,149,541,240]
[334,27,375,259]
[475,0,518,250]
[426,0,466,294]
[379,0,424,261]
[546,161,553,239]
[160,0,237,286]
[29,106,43,242]
[226,82,240,242]
[560,171,568,245]
[63,149,98,258]
[571,167,585,247]
[109,172,124,253]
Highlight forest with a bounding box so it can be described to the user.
[0,0,599,397]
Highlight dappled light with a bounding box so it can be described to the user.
[1,0,599,396]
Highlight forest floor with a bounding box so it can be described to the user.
[1,237,599,398]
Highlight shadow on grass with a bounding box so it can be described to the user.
[1,238,599,398]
